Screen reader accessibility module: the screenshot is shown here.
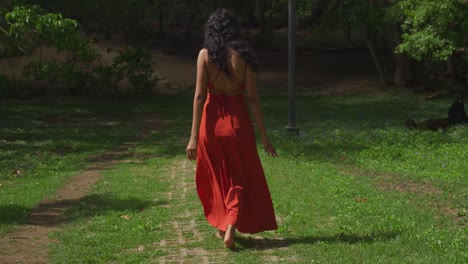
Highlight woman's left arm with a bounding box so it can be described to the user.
[186,49,208,160]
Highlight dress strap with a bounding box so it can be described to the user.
[208,69,222,92]
[211,70,221,84]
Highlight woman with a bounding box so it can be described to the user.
[186,9,278,248]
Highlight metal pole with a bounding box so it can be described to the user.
[287,0,299,134]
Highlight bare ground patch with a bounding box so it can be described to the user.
[337,164,466,225]
[0,115,161,264]
[1,36,384,97]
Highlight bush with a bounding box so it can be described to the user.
[112,46,157,95]
[1,5,158,98]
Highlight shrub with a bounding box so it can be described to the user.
[1,5,158,97]
[112,46,157,95]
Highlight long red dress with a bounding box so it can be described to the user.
[195,70,278,234]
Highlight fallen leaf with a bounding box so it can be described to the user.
[0,184,3,188]
[120,214,132,220]
[354,197,367,203]
[11,170,22,175]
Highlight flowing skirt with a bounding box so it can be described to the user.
[196,93,277,233]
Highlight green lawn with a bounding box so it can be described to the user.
[1,93,466,263]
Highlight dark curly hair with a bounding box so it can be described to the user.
[203,8,258,78]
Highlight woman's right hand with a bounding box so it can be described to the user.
[186,139,198,161]
[262,138,278,157]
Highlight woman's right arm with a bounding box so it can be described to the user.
[245,67,278,157]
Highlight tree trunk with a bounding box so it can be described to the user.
[256,0,273,47]
[257,0,266,45]
[394,54,412,87]
[186,4,201,38]
[362,25,385,84]
[381,0,413,88]
[447,53,455,79]
[388,25,413,88]
[343,21,352,47]
[159,0,165,37]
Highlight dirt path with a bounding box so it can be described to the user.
[0,128,293,264]
[152,159,295,263]
[0,116,160,264]
[154,160,229,263]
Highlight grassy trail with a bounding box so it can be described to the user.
[1,96,466,263]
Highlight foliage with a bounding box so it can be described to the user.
[1,5,158,97]
[2,5,81,55]
[320,0,386,36]
[264,0,315,26]
[112,47,157,95]
[93,46,157,96]
[59,39,101,93]
[92,64,118,96]
[1,5,101,94]
[41,0,152,41]
[22,57,60,82]
[393,0,468,62]
[1,5,43,57]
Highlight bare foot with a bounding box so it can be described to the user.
[223,225,236,248]
[215,230,225,239]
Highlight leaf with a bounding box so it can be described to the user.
[11,170,22,176]
[120,214,132,220]
[136,245,144,252]
[354,197,368,203]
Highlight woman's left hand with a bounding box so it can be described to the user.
[262,138,278,158]
[186,139,198,160]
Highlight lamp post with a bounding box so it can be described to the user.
[287,0,299,134]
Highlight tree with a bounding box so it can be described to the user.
[382,0,414,88]
[393,0,468,83]
[323,0,387,84]
[1,5,100,93]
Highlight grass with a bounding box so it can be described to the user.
[1,93,466,263]
[0,98,142,234]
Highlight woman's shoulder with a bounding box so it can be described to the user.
[198,48,209,60]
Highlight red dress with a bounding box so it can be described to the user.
[195,70,278,233]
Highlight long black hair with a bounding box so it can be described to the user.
[203,8,258,78]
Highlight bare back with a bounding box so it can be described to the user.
[206,50,247,96]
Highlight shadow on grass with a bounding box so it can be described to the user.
[235,231,401,250]
[0,195,168,227]
[3,95,435,165]
[140,95,442,163]
[0,205,30,226]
